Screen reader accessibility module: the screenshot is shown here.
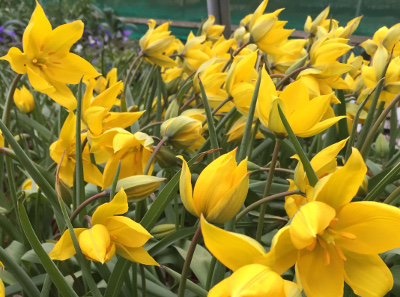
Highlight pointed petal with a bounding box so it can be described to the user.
[44,20,83,54]
[102,216,152,248]
[104,111,144,131]
[257,226,298,274]
[344,251,393,297]
[295,116,346,138]
[176,155,199,217]
[201,215,265,271]
[0,47,29,74]
[297,244,344,297]
[83,161,103,187]
[49,228,86,260]
[92,189,128,225]
[115,244,159,266]
[335,201,400,254]
[290,201,335,250]
[313,148,366,209]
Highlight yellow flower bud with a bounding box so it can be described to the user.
[178,149,249,223]
[14,86,35,113]
[164,98,179,120]
[116,175,166,202]
[161,116,203,149]
[150,224,175,239]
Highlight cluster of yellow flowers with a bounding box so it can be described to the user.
[1,0,400,296]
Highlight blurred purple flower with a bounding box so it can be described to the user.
[123,30,132,36]
[105,30,111,36]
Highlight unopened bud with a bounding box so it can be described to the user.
[150,224,175,239]
[116,175,166,202]
[164,98,179,120]
[375,133,389,159]
[156,145,178,168]
[161,116,203,149]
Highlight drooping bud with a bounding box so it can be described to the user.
[116,175,166,202]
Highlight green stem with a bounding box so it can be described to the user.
[275,64,309,90]
[360,93,400,157]
[2,73,22,127]
[177,225,202,297]
[140,264,147,297]
[256,138,282,241]
[123,52,143,93]
[236,189,300,222]
[143,136,168,175]
[384,184,400,205]
[69,191,109,222]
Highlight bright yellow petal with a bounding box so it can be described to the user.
[102,216,152,248]
[49,228,86,261]
[297,244,344,297]
[78,224,111,263]
[344,251,393,297]
[200,215,265,271]
[335,201,400,254]
[257,226,298,275]
[115,244,159,266]
[0,47,29,74]
[176,155,199,217]
[295,115,346,138]
[290,201,336,250]
[83,160,103,187]
[104,111,144,131]
[92,188,128,225]
[44,79,77,111]
[44,20,83,54]
[312,148,366,209]
[311,138,348,176]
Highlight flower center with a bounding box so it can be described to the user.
[32,57,48,69]
[306,217,356,265]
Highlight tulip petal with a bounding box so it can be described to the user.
[79,224,111,263]
[44,20,83,54]
[335,201,400,254]
[297,244,344,297]
[83,160,103,187]
[290,201,335,250]
[102,216,152,248]
[343,251,393,297]
[201,215,265,271]
[92,189,128,225]
[115,244,159,266]
[0,47,29,74]
[312,148,366,209]
[177,156,198,217]
[258,226,297,275]
[49,228,86,260]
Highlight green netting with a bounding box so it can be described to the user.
[94,0,400,38]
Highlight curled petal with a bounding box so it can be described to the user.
[92,189,128,225]
[49,228,86,261]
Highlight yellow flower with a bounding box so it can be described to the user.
[200,15,225,43]
[49,189,158,265]
[177,32,211,74]
[358,44,400,107]
[261,149,400,297]
[139,19,177,68]
[269,39,307,74]
[49,112,103,187]
[360,24,400,57]
[256,68,345,138]
[178,149,249,223]
[285,138,348,218]
[82,81,144,138]
[0,1,100,111]
[21,178,38,191]
[208,263,300,297]
[304,7,330,36]
[91,68,119,94]
[247,0,293,55]
[14,86,35,113]
[90,129,154,189]
[161,115,205,150]
[226,116,263,142]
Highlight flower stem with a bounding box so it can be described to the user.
[275,64,309,90]
[256,137,282,241]
[69,191,109,222]
[123,52,143,93]
[177,225,202,297]
[143,136,168,175]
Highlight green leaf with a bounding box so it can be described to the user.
[104,257,131,297]
[163,266,208,297]
[21,243,55,264]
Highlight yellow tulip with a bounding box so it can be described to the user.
[226,116,264,142]
[139,19,177,68]
[49,112,103,187]
[14,86,35,113]
[261,148,400,297]
[209,263,300,297]
[304,7,330,36]
[49,189,158,265]
[0,1,100,110]
[177,32,211,74]
[247,0,293,55]
[256,68,345,138]
[178,149,249,223]
[200,15,225,43]
[360,24,400,57]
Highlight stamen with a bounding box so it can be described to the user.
[334,245,347,261]
[339,232,356,240]
[329,218,338,227]
[32,59,38,63]
[317,237,327,249]
[110,234,117,241]
[327,228,337,235]
[324,249,330,265]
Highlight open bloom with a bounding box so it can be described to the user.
[178,149,249,223]
[256,68,345,138]
[0,1,100,110]
[261,148,400,297]
[49,189,158,265]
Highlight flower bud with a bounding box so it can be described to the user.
[116,175,166,202]
[150,224,175,239]
[164,98,179,120]
[156,145,178,168]
[375,133,389,159]
[14,86,35,113]
[161,116,203,149]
